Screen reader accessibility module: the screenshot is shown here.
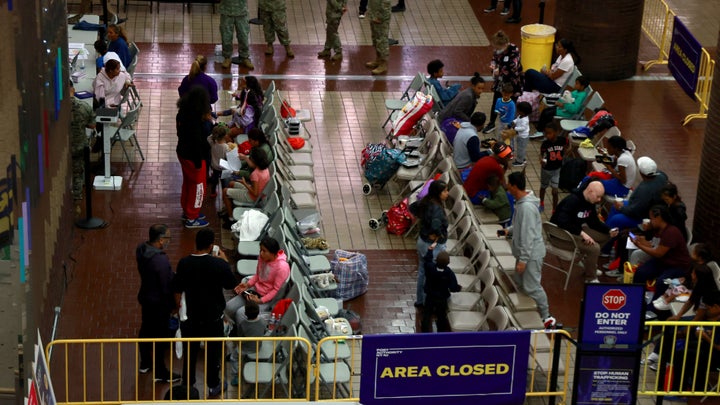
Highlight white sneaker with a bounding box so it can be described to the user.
[652,297,671,311]
[596,269,604,276]
[587,278,600,283]
[543,316,557,329]
[529,131,544,139]
[647,352,658,363]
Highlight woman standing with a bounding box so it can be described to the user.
[107,24,131,67]
[524,38,579,94]
[482,31,524,134]
[409,180,449,308]
[178,55,219,106]
[176,86,212,228]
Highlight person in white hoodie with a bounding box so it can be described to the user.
[503,172,556,329]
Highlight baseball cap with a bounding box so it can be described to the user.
[637,156,657,176]
[492,142,513,159]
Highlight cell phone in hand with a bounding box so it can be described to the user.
[628,232,636,240]
[497,229,507,237]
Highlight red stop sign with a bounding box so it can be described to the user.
[602,289,627,311]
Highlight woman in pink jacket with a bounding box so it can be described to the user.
[224,237,291,323]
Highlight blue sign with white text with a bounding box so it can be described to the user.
[668,16,703,99]
[360,331,530,405]
[580,284,645,347]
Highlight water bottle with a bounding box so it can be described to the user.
[80,59,85,70]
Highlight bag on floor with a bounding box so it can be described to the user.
[392,92,433,136]
[623,261,637,284]
[558,158,587,192]
[336,309,362,335]
[362,144,406,185]
[164,384,200,400]
[331,249,369,301]
[386,198,413,235]
[517,91,541,122]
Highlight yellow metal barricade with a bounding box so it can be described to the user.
[641,0,675,70]
[46,336,312,404]
[683,48,715,126]
[639,321,720,399]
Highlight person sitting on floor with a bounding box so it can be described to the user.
[426,59,461,105]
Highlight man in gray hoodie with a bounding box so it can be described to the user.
[504,172,556,329]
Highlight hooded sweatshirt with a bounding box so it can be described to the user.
[509,193,546,263]
[136,242,175,313]
[247,250,290,303]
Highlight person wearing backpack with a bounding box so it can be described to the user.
[409,180,449,310]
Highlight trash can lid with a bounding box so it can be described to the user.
[520,24,557,38]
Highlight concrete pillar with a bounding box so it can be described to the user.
[554,0,644,80]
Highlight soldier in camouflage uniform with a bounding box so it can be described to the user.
[366,0,391,74]
[70,84,96,200]
[219,0,254,69]
[259,0,294,58]
[318,0,347,61]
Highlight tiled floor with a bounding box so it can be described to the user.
[43,0,720,403]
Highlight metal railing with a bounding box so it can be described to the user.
[682,48,715,126]
[46,330,574,404]
[639,321,720,401]
[641,0,675,70]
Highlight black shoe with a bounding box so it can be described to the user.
[154,371,182,383]
[505,17,521,23]
[388,38,399,46]
[249,18,263,25]
[481,123,496,134]
[391,4,405,12]
[208,381,228,397]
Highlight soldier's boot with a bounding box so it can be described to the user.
[285,45,295,58]
[330,51,343,61]
[365,59,380,69]
[265,44,274,55]
[371,59,388,75]
[221,57,232,69]
[317,49,331,58]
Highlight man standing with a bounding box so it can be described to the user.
[550,180,619,283]
[259,0,294,58]
[219,0,254,69]
[69,83,96,200]
[136,224,180,383]
[365,0,391,75]
[504,172,555,328]
[317,0,347,61]
[173,229,237,397]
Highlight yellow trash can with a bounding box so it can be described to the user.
[520,24,557,72]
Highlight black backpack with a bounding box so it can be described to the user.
[559,158,587,192]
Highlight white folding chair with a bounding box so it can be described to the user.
[448,285,499,332]
[109,102,144,169]
[382,72,425,128]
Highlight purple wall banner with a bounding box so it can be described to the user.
[360,331,530,405]
[579,284,645,347]
[668,16,703,100]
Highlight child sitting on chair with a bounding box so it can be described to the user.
[480,174,512,227]
[220,148,271,228]
[217,87,262,140]
[229,300,267,386]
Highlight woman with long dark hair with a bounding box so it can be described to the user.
[524,38,580,94]
[409,180,449,308]
[176,86,212,228]
[217,75,264,139]
[482,30,524,134]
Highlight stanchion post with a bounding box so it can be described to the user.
[539,0,546,24]
[75,146,106,229]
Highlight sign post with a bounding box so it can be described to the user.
[573,284,646,404]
